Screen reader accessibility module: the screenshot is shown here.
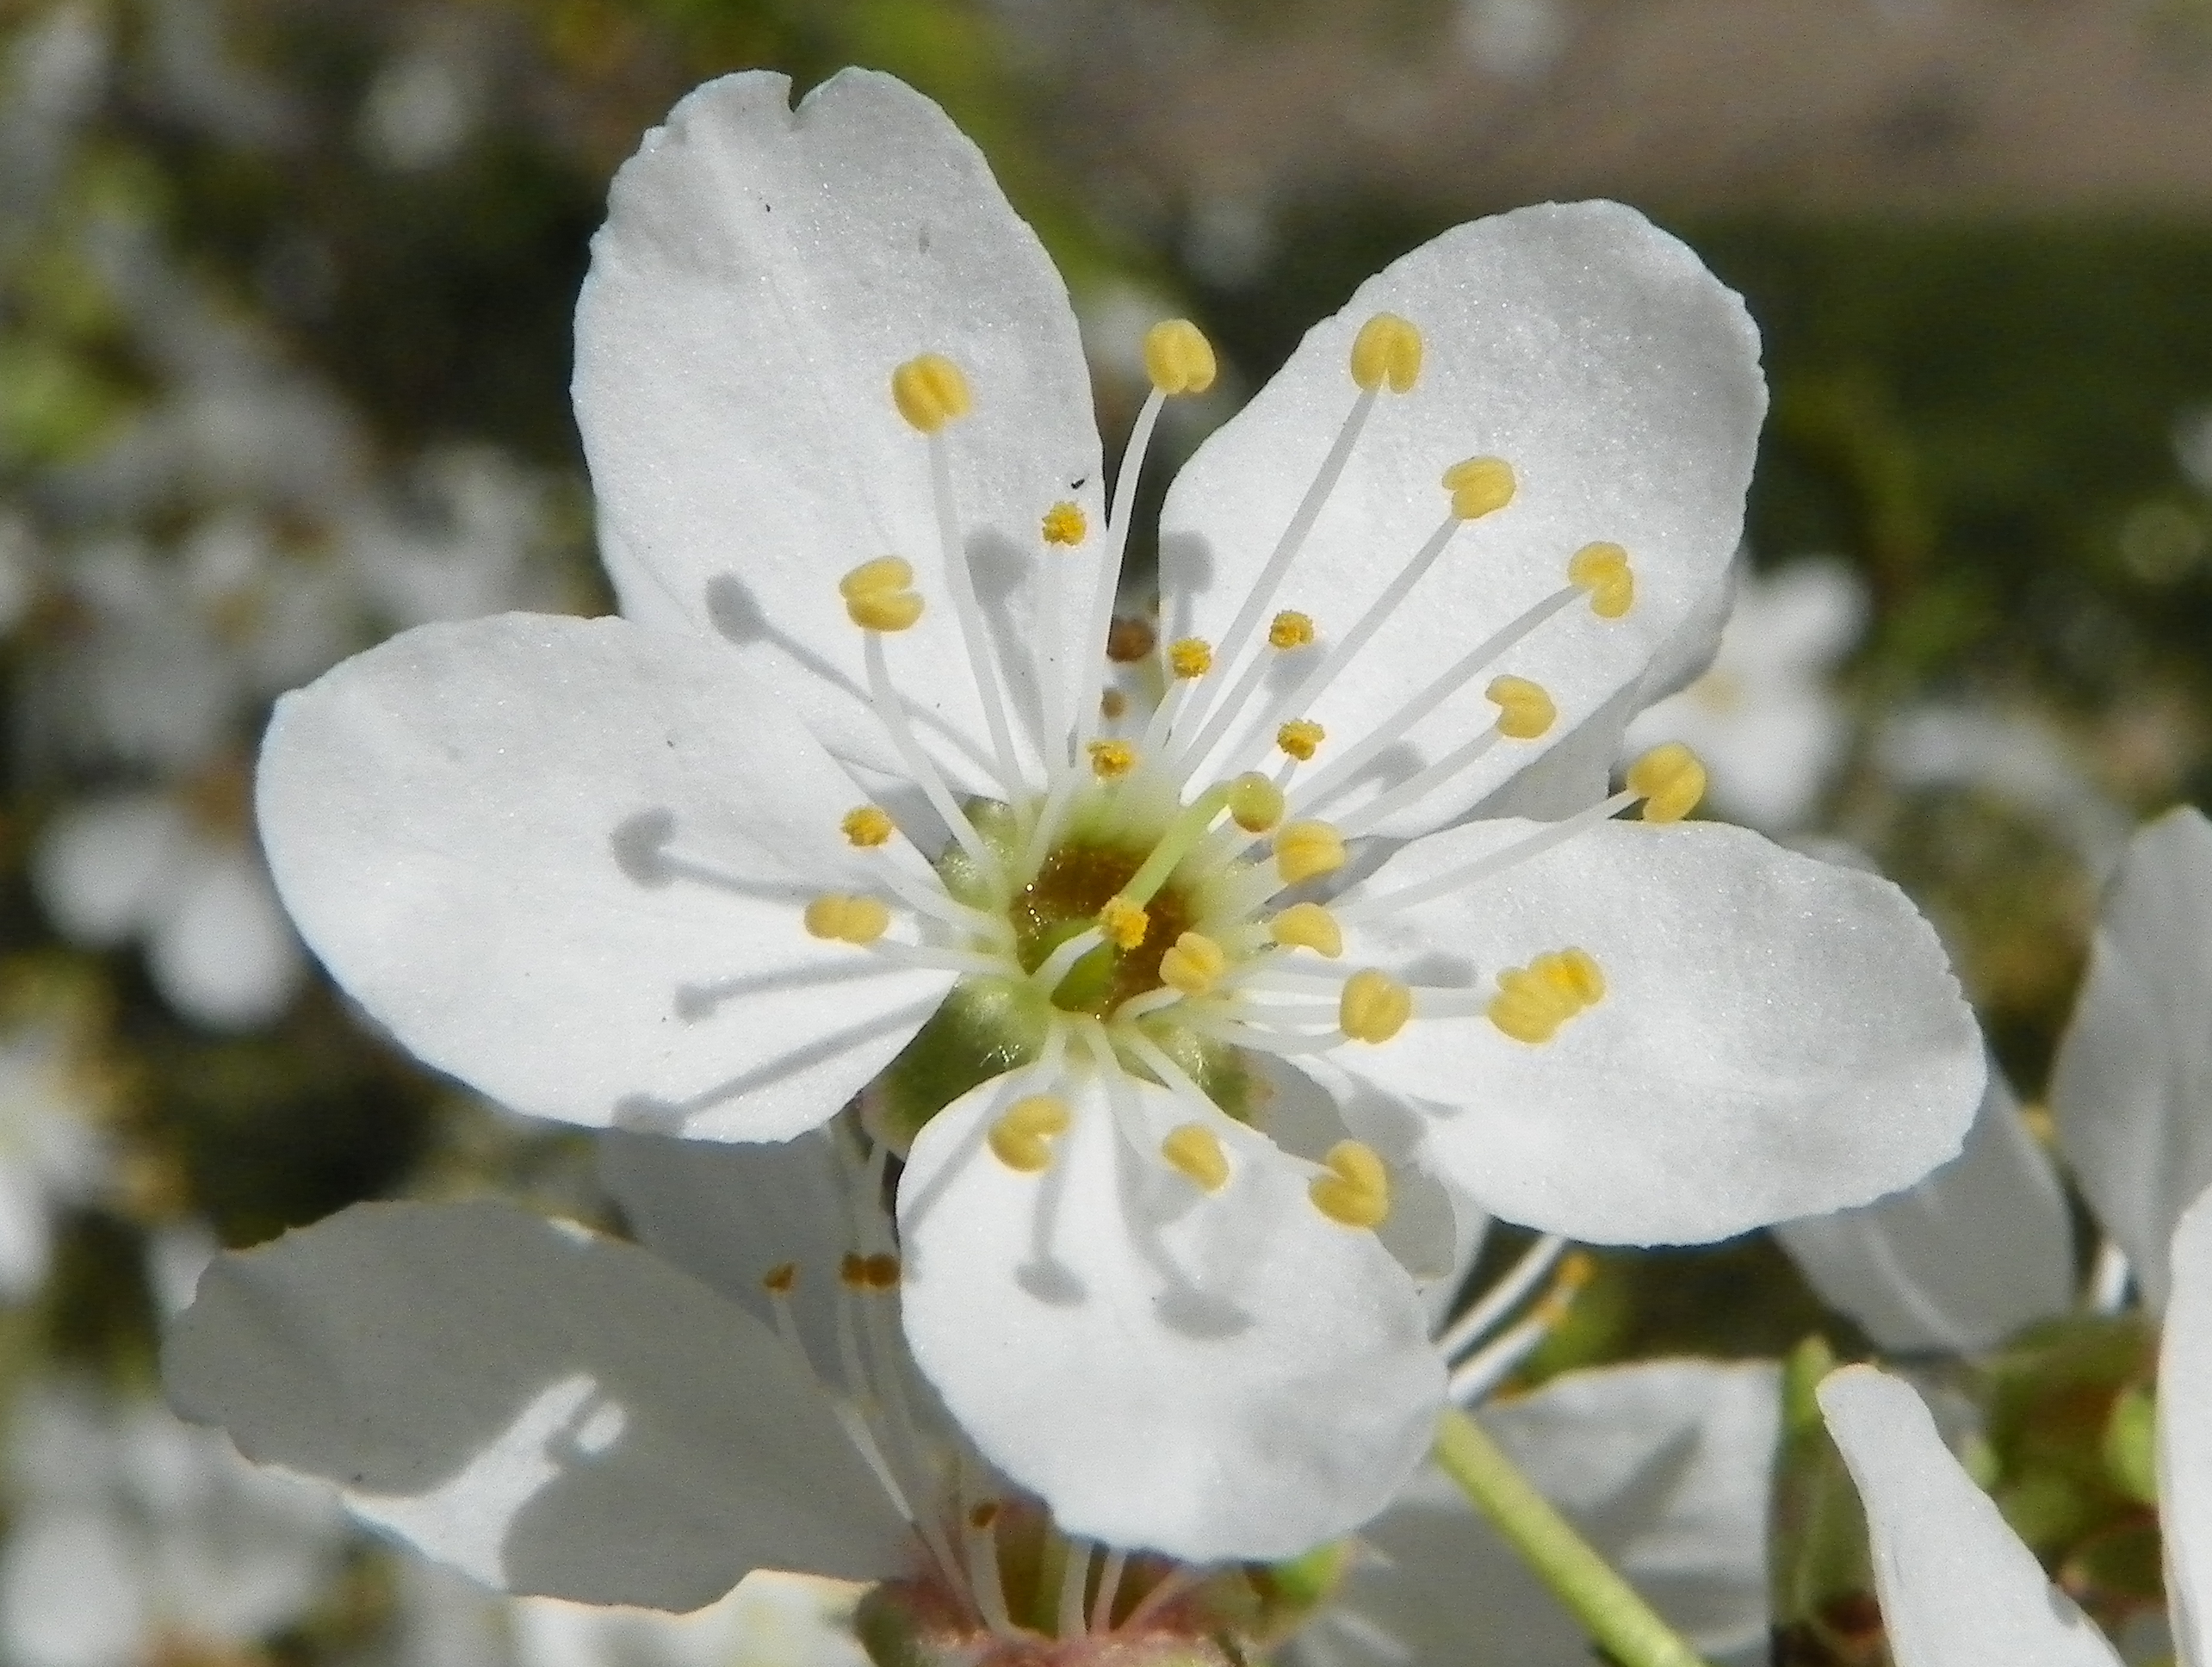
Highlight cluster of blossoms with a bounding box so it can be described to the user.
[163,62,1992,1666]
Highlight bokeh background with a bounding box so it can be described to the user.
[1,1,2209,1661]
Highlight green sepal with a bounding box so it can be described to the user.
[871,976,1047,1151]
[1769,1335,1893,1667]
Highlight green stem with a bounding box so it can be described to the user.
[1433,1407,1714,1667]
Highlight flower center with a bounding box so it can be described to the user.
[1011,842,1199,1018]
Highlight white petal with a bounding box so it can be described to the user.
[599,1128,858,1391]
[1315,1360,1778,1667]
[2158,1186,2212,1667]
[0,1509,149,1667]
[1161,201,1763,832]
[576,70,1103,788]
[258,614,954,1140]
[30,793,183,946]
[164,1199,911,1608]
[1330,819,1984,1243]
[514,1573,870,1667]
[897,1066,1444,1560]
[2052,806,2212,1312]
[147,838,305,1030]
[1819,1366,2122,1667]
[1777,1065,2073,1353]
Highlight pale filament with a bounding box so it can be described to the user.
[1332,783,1642,927]
[927,431,1025,794]
[1434,1233,1570,1360]
[1289,583,1582,815]
[1071,388,1166,765]
[1057,1538,1094,1639]
[1175,386,1380,744]
[1204,512,1463,781]
[863,630,999,877]
[1330,724,1503,839]
[1090,1546,1129,1632]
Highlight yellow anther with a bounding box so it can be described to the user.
[1162,1123,1231,1193]
[841,806,896,847]
[1268,611,1317,651]
[840,1252,869,1286]
[1268,902,1343,958]
[840,556,924,633]
[890,353,971,433]
[1536,946,1605,1006]
[1626,742,1706,824]
[1534,1249,1597,1326]
[987,1094,1073,1174]
[1042,501,1087,546]
[803,894,891,945]
[1276,718,1326,762]
[1143,319,1218,396]
[969,1501,1000,1531]
[1485,675,1556,741]
[1442,455,1517,520]
[1100,688,1129,721]
[1168,637,1214,679]
[1349,313,1423,394]
[1227,772,1286,834]
[1339,968,1413,1044]
[1310,1140,1392,1229]
[1099,896,1149,950]
[1275,820,1347,886]
[1488,947,1605,1044]
[1567,541,1634,619]
[762,1262,797,1295]
[1087,738,1138,780]
[863,1252,901,1289]
[1159,932,1229,996]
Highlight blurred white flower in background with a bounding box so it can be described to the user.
[1625,556,1867,831]
[0,1383,344,1667]
[0,1002,108,1302]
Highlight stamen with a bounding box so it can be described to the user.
[963,1503,1023,1639]
[1072,391,1167,760]
[1448,1253,1595,1405]
[1268,902,1343,957]
[1043,502,1087,546]
[1349,313,1423,394]
[1566,541,1634,618]
[1274,820,1348,886]
[1100,688,1129,721]
[1168,614,1316,778]
[841,805,897,848]
[1143,319,1218,396]
[1434,1233,1571,1362]
[861,632,998,876]
[890,353,971,433]
[1087,738,1138,780]
[1107,617,1158,662]
[1626,742,1706,822]
[1486,675,1556,740]
[1168,637,1213,679]
[1179,378,1380,744]
[1057,1537,1094,1639]
[922,418,1025,794]
[803,895,891,945]
[840,556,925,633]
[1441,455,1517,520]
[1226,772,1285,833]
[988,1094,1073,1174]
[1091,1547,1128,1633]
[1033,926,1107,993]
[1162,1123,1231,1193]
[1339,968,1413,1044]
[1488,948,1606,1044]
[1290,584,1582,815]
[1158,932,1228,995]
[1218,511,1481,777]
[1098,897,1149,950]
[1310,1140,1391,1228]
[1278,718,1325,762]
